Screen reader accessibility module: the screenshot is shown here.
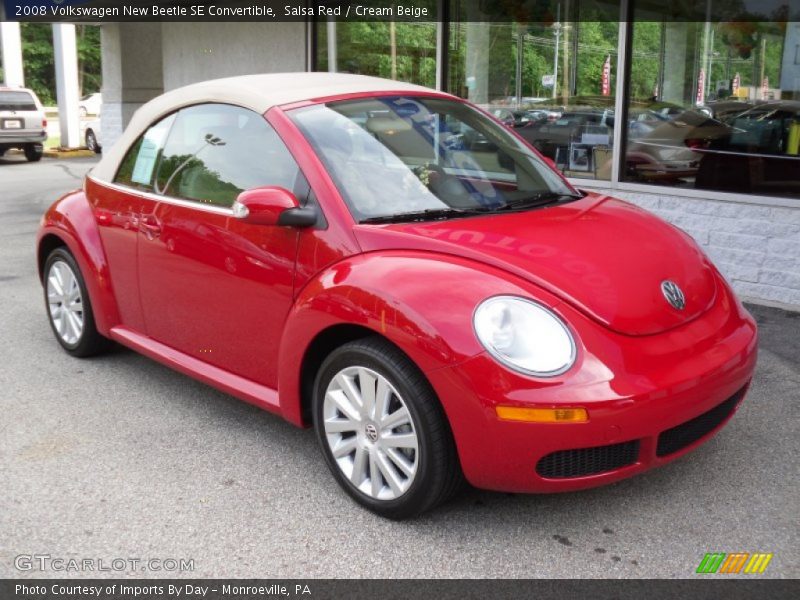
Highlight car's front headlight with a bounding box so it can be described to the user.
[473,296,576,377]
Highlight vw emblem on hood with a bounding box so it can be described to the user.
[661,280,685,310]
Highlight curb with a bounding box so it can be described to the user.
[43,148,97,159]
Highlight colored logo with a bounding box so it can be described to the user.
[696,552,773,574]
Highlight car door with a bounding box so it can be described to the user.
[136,103,306,389]
[89,113,176,331]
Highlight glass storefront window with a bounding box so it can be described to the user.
[625,5,800,198]
[316,21,438,89]
[313,2,799,199]
[447,1,619,180]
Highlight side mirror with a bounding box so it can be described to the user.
[232,186,316,227]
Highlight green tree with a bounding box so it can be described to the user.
[8,24,101,105]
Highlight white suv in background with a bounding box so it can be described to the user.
[0,87,47,162]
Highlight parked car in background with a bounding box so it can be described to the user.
[698,99,754,123]
[79,92,102,117]
[696,100,800,196]
[37,73,757,519]
[0,87,47,162]
[83,113,102,153]
[527,109,614,159]
[625,109,734,182]
[627,109,670,139]
[487,106,516,127]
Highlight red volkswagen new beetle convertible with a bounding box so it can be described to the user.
[37,73,757,518]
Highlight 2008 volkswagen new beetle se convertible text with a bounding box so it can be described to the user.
[36,73,758,518]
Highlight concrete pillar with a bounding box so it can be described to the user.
[0,22,25,87]
[100,23,164,149]
[52,24,81,148]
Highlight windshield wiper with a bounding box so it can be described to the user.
[492,191,583,212]
[359,191,583,224]
[360,207,487,224]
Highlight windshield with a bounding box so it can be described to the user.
[290,96,577,223]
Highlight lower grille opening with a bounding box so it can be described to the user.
[656,387,746,457]
[536,440,640,479]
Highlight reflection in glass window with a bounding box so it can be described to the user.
[625,9,800,198]
[317,21,437,88]
[447,1,619,180]
[155,104,301,208]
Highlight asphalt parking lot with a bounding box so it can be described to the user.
[1,154,798,579]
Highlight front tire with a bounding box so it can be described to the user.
[43,247,110,357]
[313,337,462,519]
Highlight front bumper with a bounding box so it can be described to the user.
[427,275,758,493]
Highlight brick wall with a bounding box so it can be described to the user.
[606,190,800,309]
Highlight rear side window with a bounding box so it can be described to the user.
[154,104,301,208]
[114,113,176,191]
[0,91,37,111]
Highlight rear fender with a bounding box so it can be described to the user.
[37,190,120,335]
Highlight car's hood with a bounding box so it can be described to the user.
[353,193,717,336]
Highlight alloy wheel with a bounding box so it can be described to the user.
[47,260,84,345]
[322,366,419,501]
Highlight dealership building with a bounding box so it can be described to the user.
[1,0,799,309]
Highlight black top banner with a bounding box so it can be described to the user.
[2,0,799,22]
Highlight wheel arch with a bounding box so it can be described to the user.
[297,323,402,427]
[276,251,541,428]
[37,233,67,281]
[37,190,121,335]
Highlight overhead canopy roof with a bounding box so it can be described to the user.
[91,72,446,182]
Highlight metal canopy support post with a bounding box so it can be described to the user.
[610,0,630,186]
[326,18,337,73]
[435,0,450,92]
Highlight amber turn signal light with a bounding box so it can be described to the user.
[495,406,589,423]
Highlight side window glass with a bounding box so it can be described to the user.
[154,104,302,208]
[114,114,176,191]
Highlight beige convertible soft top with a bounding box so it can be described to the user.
[90,72,446,183]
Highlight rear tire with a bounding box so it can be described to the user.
[85,130,101,154]
[24,143,43,162]
[43,247,111,357]
[313,336,463,519]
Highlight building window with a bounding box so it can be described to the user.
[624,4,800,198]
[446,1,619,181]
[313,5,799,200]
[316,20,438,89]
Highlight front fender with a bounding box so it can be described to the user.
[277,250,564,426]
[37,190,120,336]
